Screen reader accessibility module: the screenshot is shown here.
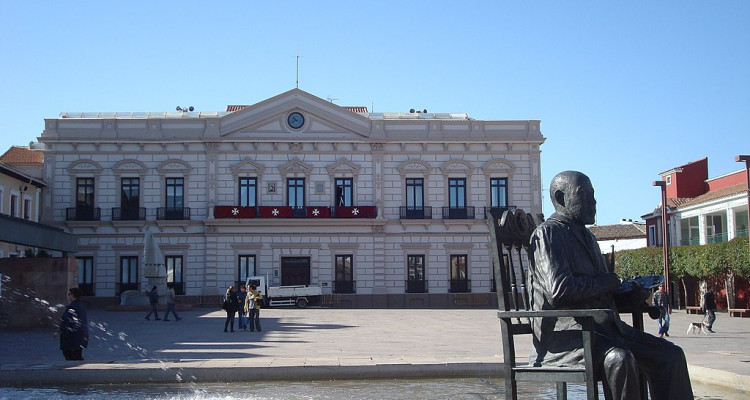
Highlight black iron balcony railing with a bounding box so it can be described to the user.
[78,283,94,297]
[116,282,139,295]
[66,207,101,221]
[157,207,191,220]
[442,206,475,220]
[112,207,147,221]
[169,282,185,296]
[449,279,471,293]
[399,206,432,220]
[405,279,428,293]
[333,280,356,294]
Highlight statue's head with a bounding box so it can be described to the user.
[550,171,596,225]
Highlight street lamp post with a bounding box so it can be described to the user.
[653,180,670,296]
[736,155,750,251]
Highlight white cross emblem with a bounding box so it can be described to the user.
[312,209,320,216]
[272,208,280,216]
[231,208,239,216]
[351,208,359,216]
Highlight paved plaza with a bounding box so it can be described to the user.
[0,307,748,395]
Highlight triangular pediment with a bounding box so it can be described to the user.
[219,88,372,139]
[279,157,313,174]
[326,158,361,175]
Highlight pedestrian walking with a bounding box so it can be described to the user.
[162,284,182,321]
[702,287,717,332]
[653,283,671,337]
[145,285,160,320]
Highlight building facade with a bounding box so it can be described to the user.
[39,89,545,306]
[0,146,45,257]
[644,157,749,248]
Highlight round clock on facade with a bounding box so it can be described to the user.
[287,112,305,129]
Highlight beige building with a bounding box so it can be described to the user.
[39,89,545,306]
[0,146,45,258]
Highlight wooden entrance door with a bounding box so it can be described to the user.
[281,257,311,286]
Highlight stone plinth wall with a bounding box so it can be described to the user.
[0,257,77,330]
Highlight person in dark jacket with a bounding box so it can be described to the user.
[652,283,672,337]
[702,287,717,332]
[223,285,238,332]
[145,285,160,320]
[528,171,692,400]
[57,287,89,360]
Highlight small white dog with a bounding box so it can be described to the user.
[686,320,710,335]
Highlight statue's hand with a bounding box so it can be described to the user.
[596,272,621,294]
[614,281,651,311]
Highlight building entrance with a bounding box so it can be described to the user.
[281,257,311,286]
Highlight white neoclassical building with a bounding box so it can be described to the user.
[39,89,545,307]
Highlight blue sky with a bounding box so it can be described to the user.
[1,1,748,225]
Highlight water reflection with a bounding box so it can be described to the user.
[0,378,743,400]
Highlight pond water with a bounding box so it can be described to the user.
[0,378,744,400]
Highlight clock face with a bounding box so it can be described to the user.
[287,112,304,129]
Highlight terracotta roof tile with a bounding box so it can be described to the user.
[589,223,647,241]
[0,146,44,164]
[676,183,747,208]
[226,105,249,112]
[342,106,368,113]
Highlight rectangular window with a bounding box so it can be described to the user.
[448,178,466,208]
[166,255,184,295]
[490,178,508,208]
[121,178,140,210]
[406,178,424,209]
[77,257,94,296]
[239,177,257,207]
[10,194,18,217]
[165,178,184,209]
[335,178,353,207]
[334,254,355,294]
[407,255,425,281]
[238,255,256,284]
[119,256,138,294]
[287,178,305,208]
[450,254,470,293]
[76,178,95,209]
[648,225,657,247]
[23,198,31,220]
[406,254,427,293]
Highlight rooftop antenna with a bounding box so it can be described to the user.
[327,96,338,103]
[295,44,303,89]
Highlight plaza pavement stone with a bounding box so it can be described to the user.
[0,307,747,394]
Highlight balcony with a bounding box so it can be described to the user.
[112,207,146,221]
[79,283,94,297]
[706,232,728,244]
[405,279,428,293]
[170,282,185,296]
[116,282,139,295]
[736,228,748,238]
[214,206,256,218]
[333,280,356,294]
[442,206,475,220]
[449,279,471,293]
[399,206,432,220]
[680,237,701,246]
[66,207,101,221]
[157,207,191,220]
[333,206,377,218]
